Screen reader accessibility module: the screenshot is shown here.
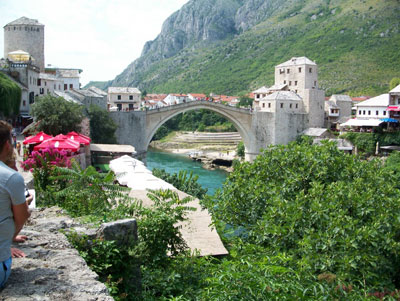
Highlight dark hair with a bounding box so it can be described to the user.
[0,120,12,153]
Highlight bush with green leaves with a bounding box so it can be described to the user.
[31,94,84,135]
[206,140,400,288]
[152,168,207,199]
[236,141,245,159]
[0,72,21,118]
[87,104,117,144]
[51,161,131,217]
[69,189,197,300]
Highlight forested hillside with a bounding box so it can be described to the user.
[87,0,400,96]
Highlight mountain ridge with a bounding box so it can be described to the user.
[86,0,400,96]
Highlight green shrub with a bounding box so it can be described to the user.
[207,141,400,288]
[152,168,207,199]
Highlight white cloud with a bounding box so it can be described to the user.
[0,0,189,85]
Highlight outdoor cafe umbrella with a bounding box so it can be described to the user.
[66,131,91,145]
[23,131,53,145]
[33,135,80,152]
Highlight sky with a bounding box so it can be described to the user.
[0,0,189,85]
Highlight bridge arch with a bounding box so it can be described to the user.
[145,101,254,156]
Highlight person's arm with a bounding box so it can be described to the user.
[11,201,30,238]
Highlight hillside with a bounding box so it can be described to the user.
[87,0,400,96]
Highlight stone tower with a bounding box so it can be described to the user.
[4,17,45,71]
[274,57,325,127]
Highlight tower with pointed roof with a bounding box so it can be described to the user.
[4,17,45,71]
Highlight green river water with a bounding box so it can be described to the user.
[146,148,228,196]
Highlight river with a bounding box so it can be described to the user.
[146,148,228,196]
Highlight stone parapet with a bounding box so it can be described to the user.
[0,207,113,301]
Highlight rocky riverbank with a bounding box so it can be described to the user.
[150,131,241,171]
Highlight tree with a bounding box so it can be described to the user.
[87,104,117,144]
[31,94,84,135]
[207,141,400,287]
[0,72,21,118]
[236,141,245,159]
[238,95,253,107]
[390,77,400,90]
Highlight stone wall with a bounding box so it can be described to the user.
[0,207,114,300]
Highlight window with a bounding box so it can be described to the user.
[129,104,134,110]
[23,100,26,106]
[256,94,260,99]
[376,110,379,115]
[268,103,271,108]
[287,69,290,74]
[129,95,133,100]
[298,67,302,73]
[64,84,67,90]
[117,104,122,111]
[294,81,297,86]
[69,84,73,89]
[358,110,361,115]
[284,80,286,84]
[37,79,41,86]
[45,81,47,86]
[280,69,284,74]
[117,95,121,100]
[309,68,312,73]
[290,103,292,108]
[280,103,283,108]
[368,110,371,115]
[314,81,317,86]
[40,88,44,94]
[29,92,34,104]
[296,104,298,109]
[363,110,366,115]
[289,81,292,86]
[384,111,387,116]
[262,103,265,108]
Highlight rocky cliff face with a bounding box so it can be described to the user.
[96,0,400,96]
[111,0,283,87]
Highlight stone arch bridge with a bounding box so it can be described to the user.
[110,100,307,161]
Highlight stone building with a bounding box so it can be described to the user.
[4,17,45,71]
[324,94,353,129]
[253,57,325,128]
[107,87,141,111]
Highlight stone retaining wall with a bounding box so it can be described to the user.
[0,207,113,301]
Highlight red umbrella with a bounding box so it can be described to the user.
[23,132,53,145]
[66,131,91,145]
[33,135,80,152]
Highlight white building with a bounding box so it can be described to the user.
[38,72,63,96]
[164,94,188,106]
[107,87,141,111]
[45,66,82,91]
[355,94,389,119]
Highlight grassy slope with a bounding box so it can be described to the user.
[132,0,400,96]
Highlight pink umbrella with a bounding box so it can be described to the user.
[33,135,80,152]
[23,132,53,145]
[66,131,91,145]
